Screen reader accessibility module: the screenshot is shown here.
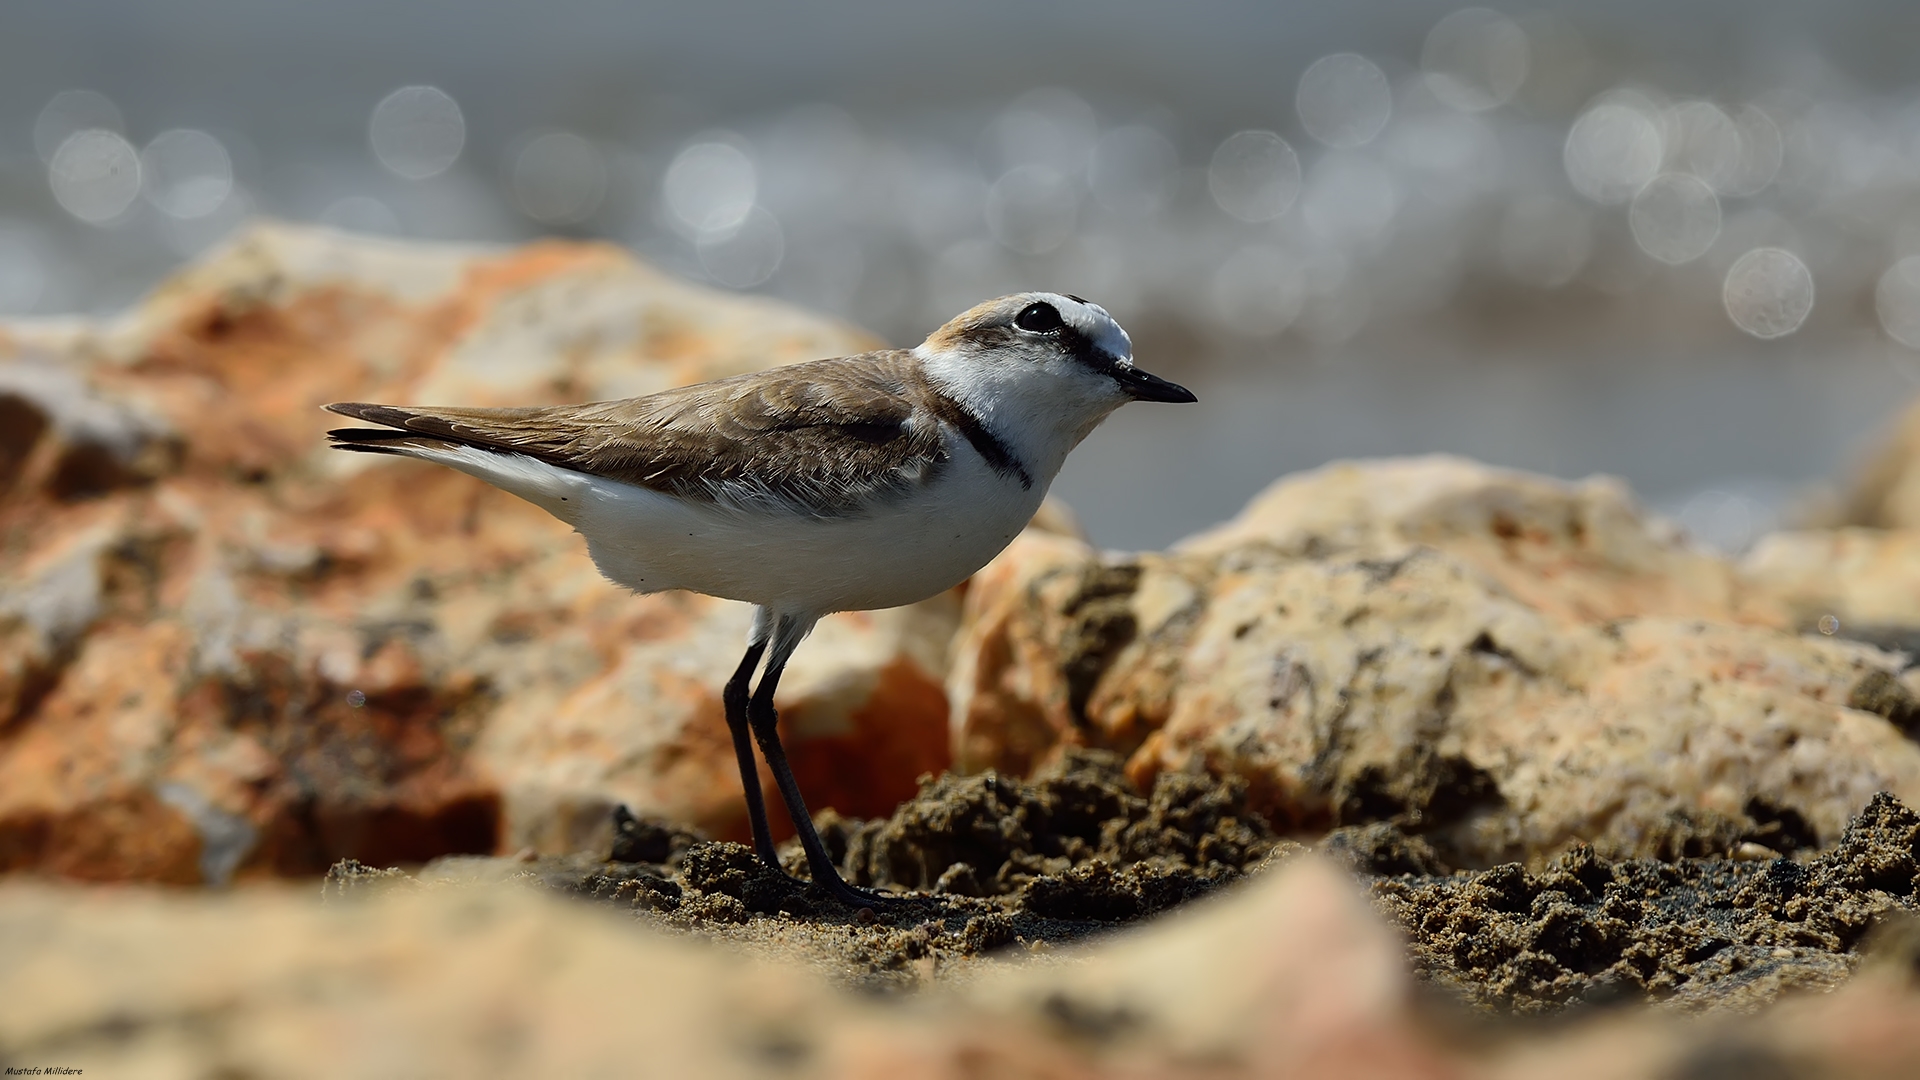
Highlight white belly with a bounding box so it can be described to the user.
[572,454,1045,616]
[406,439,1047,616]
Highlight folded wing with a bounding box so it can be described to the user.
[326,350,951,517]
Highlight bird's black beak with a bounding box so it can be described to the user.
[1113,364,1197,403]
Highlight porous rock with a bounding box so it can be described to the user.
[950,456,1920,866]
[0,223,957,882]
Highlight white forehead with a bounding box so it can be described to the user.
[1039,293,1133,366]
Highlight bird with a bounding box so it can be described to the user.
[325,292,1195,908]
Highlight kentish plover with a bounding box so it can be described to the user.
[326,292,1194,908]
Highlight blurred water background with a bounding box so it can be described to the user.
[7,0,1920,550]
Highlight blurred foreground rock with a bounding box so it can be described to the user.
[952,457,1920,866]
[0,857,1432,1079]
[0,223,956,882]
[10,856,1920,1078]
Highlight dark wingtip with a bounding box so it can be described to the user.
[323,402,417,427]
[328,441,414,457]
[327,426,417,443]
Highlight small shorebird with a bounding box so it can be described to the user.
[326,293,1194,907]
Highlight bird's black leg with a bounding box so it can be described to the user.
[722,638,779,867]
[747,615,906,910]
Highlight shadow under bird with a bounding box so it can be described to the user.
[326,292,1194,908]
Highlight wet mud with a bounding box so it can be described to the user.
[329,755,1920,1011]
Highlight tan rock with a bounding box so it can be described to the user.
[1825,395,1920,529]
[1179,455,1788,628]
[951,457,1920,863]
[0,855,1461,1080]
[0,223,958,882]
[1744,526,1920,636]
[964,855,1441,1076]
[10,844,1920,1079]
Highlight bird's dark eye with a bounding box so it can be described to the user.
[1013,302,1065,333]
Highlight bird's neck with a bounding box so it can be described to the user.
[915,353,1115,485]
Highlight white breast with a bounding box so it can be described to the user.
[398,425,1050,617]
[576,446,1044,618]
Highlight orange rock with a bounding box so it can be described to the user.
[0,223,956,882]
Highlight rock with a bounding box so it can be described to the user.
[1177,456,1790,628]
[0,223,959,882]
[1744,527,1920,646]
[950,456,1920,865]
[0,856,1459,1080]
[1824,396,1920,530]
[1750,399,1920,647]
[962,855,1441,1075]
[10,846,1920,1077]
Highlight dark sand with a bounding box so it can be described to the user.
[327,752,1920,1011]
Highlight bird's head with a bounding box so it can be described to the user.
[915,293,1194,457]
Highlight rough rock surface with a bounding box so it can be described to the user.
[1372,791,1920,1015]
[950,457,1920,867]
[0,224,961,882]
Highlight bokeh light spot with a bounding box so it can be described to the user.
[1723,247,1813,339]
[368,86,466,180]
[1629,173,1721,265]
[1297,53,1393,148]
[1565,100,1664,204]
[1876,256,1920,349]
[141,130,234,220]
[1421,8,1530,113]
[49,130,142,225]
[1208,131,1301,223]
[664,140,757,236]
[33,90,124,163]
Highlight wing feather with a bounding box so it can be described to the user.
[326,350,950,517]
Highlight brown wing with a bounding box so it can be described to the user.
[326,350,952,517]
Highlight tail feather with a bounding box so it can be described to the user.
[326,425,433,443]
[325,401,430,429]
[323,401,506,458]
[324,397,478,461]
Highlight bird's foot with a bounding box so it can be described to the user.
[788,862,914,911]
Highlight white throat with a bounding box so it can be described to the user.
[914,345,1121,484]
